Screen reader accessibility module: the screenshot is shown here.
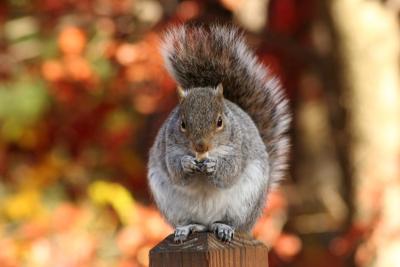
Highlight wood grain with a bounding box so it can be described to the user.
[149,232,268,267]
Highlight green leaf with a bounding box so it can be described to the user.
[0,76,49,141]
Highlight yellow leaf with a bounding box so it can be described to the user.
[88,181,136,224]
[2,190,43,220]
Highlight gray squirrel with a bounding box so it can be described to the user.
[148,24,291,242]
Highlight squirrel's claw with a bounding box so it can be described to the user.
[211,222,234,242]
[174,227,190,243]
[174,224,207,243]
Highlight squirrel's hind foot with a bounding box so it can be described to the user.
[174,223,207,243]
[210,222,235,242]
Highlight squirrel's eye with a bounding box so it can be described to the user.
[217,116,223,129]
[180,120,186,131]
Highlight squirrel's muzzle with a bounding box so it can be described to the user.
[193,141,209,153]
[193,141,210,161]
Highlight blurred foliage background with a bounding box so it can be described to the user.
[0,0,400,266]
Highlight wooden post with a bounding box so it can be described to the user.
[149,232,268,267]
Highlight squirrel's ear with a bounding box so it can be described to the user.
[177,85,186,101]
[216,83,223,98]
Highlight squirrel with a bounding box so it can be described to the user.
[148,24,291,242]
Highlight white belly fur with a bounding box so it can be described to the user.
[149,160,267,227]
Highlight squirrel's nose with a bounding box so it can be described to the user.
[193,141,209,153]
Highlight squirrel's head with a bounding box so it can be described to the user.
[177,83,228,160]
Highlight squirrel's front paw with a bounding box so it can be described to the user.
[202,157,217,175]
[181,155,199,174]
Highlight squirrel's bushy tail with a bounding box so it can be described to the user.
[162,24,291,184]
